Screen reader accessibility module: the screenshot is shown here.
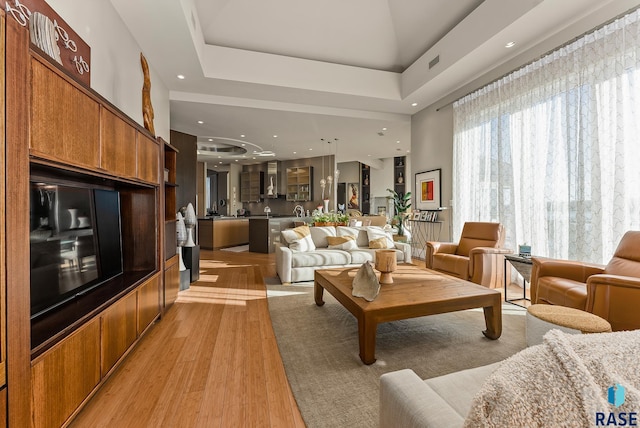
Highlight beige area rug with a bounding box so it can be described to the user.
[266,279,527,428]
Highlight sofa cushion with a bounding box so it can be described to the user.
[350,248,405,265]
[291,249,351,268]
[336,226,369,247]
[366,226,395,249]
[309,226,337,248]
[282,225,316,252]
[327,235,358,250]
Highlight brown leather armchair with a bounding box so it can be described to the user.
[531,230,640,331]
[426,222,511,288]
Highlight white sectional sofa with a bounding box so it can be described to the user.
[275,225,412,284]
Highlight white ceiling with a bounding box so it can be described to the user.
[110,0,621,167]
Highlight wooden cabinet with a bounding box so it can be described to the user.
[137,133,160,184]
[361,164,370,214]
[286,167,312,201]
[394,156,406,198]
[240,171,263,202]
[101,291,138,377]
[31,318,101,428]
[138,273,161,334]
[30,58,100,169]
[164,255,180,307]
[100,107,137,178]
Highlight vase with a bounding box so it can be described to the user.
[323,199,330,213]
[375,250,397,284]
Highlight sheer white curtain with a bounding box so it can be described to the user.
[453,9,640,263]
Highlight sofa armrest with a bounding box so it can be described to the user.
[380,369,465,428]
[530,257,605,302]
[275,243,293,284]
[394,242,412,264]
[425,242,458,268]
[467,247,512,288]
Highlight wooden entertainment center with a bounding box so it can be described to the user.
[2,11,180,427]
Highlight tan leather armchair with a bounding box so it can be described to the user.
[531,230,640,331]
[426,222,511,288]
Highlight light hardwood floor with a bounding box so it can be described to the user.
[70,250,305,428]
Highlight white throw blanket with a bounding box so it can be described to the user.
[464,329,640,427]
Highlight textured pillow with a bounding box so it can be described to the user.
[336,226,369,247]
[366,226,395,249]
[327,235,358,250]
[309,226,337,248]
[282,225,316,252]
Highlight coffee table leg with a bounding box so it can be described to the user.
[358,316,377,365]
[482,300,502,339]
[314,281,325,306]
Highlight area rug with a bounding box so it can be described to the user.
[220,244,249,252]
[266,280,527,428]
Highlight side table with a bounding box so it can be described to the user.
[504,254,532,307]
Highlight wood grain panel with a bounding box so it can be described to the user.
[138,274,160,334]
[31,318,101,428]
[0,387,6,427]
[213,219,249,249]
[120,188,157,272]
[5,15,33,427]
[101,291,138,377]
[30,58,100,168]
[137,133,160,184]
[164,255,180,307]
[100,107,137,178]
[0,11,6,390]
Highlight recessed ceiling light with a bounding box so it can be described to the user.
[309,148,313,151]
[241,143,245,146]
[253,157,256,160]
[505,41,516,48]
[208,138,213,142]
[411,102,418,107]
[177,74,185,80]
[218,156,221,159]
[235,159,238,162]
[382,127,387,131]
[197,120,204,124]
[293,151,297,154]
[240,134,245,138]
[219,161,222,164]
[396,140,400,144]
[273,135,278,138]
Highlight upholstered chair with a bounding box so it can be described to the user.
[530,230,640,331]
[426,222,511,288]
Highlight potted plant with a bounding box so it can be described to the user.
[387,188,412,238]
[312,210,333,226]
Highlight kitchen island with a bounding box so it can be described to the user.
[198,217,250,250]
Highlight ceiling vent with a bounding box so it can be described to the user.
[429,55,440,69]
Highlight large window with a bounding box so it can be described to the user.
[453,9,640,263]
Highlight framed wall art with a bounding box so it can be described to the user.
[347,182,360,209]
[415,169,441,210]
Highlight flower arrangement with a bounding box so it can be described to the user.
[312,210,350,226]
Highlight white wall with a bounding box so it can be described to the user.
[46,0,170,141]
[411,0,638,242]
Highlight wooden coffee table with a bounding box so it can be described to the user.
[314,264,502,364]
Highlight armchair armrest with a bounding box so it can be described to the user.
[468,247,512,288]
[425,241,458,269]
[586,274,640,330]
[530,257,605,303]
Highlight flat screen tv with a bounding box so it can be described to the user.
[30,180,124,319]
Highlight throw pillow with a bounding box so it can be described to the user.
[366,226,395,249]
[327,235,358,250]
[281,225,316,252]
